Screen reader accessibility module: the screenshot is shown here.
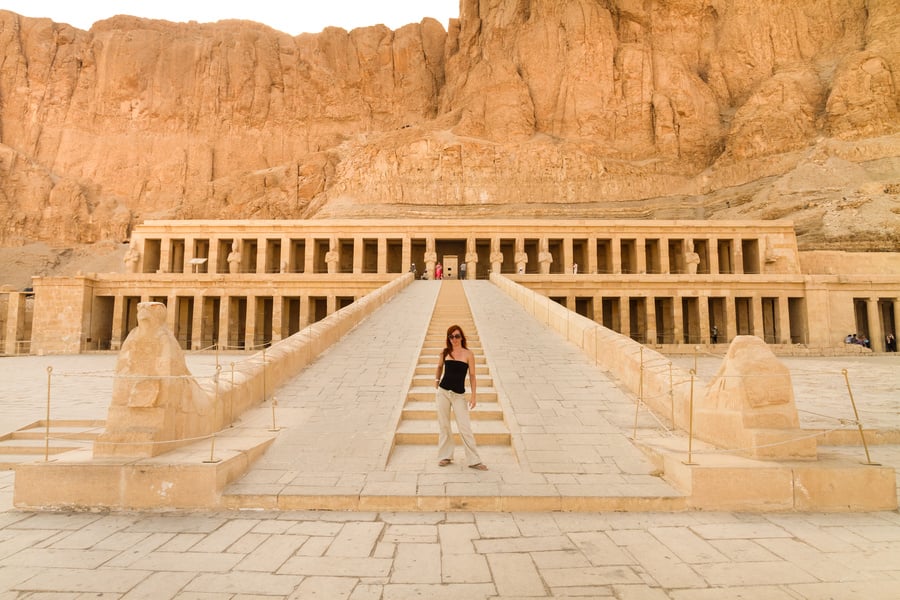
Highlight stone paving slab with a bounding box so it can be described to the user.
[0,486,896,599]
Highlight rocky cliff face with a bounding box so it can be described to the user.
[0,0,897,253]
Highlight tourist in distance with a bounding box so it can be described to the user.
[435,324,487,471]
[435,262,443,280]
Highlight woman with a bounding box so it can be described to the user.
[435,262,443,280]
[435,324,487,470]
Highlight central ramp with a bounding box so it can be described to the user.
[391,280,512,454]
[223,280,685,511]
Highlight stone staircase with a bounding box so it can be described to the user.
[393,280,510,450]
[0,420,104,469]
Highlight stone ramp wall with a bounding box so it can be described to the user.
[205,273,414,427]
[490,273,699,434]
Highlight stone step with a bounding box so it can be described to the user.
[395,420,511,446]
[402,401,503,421]
[406,388,497,402]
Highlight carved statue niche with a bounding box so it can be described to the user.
[325,236,340,274]
[538,238,553,274]
[489,237,504,275]
[123,245,141,273]
[684,240,700,275]
[227,241,242,274]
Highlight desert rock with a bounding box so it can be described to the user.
[0,0,897,275]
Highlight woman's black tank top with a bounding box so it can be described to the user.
[439,359,468,394]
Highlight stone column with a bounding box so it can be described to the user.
[327,295,337,317]
[563,238,574,274]
[190,294,204,350]
[245,295,257,350]
[353,236,364,274]
[424,237,437,278]
[3,292,25,354]
[110,294,126,351]
[587,238,598,275]
[218,297,230,350]
[752,295,764,340]
[866,297,880,350]
[158,240,171,273]
[724,294,737,343]
[165,294,177,331]
[708,238,720,274]
[377,238,388,274]
[304,237,315,274]
[271,295,283,342]
[256,238,267,274]
[611,239,622,275]
[208,239,221,275]
[734,238,744,275]
[635,238,647,274]
[401,237,412,274]
[778,295,792,345]
[621,296,631,340]
[183,237,195,273]
[300,294,311,329]
[660,239,670,274]
[646,296,657,344]
[673,296,683,344]
[698,296,710,345]
[280,236,290,273]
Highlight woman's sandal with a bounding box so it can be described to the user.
[468,463,488,471]
[438,459,452,467]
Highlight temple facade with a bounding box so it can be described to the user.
[2,219,898,355]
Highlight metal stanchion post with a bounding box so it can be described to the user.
[683,369,697,465]
[842,368,879,465]
[669,361,674,428]
[44,366,53,462]
[269,396,280,432]
[632,346,644,439]
[204,366,222,463]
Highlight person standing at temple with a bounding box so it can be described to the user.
[435,262,443,280]
[435,325,487,471]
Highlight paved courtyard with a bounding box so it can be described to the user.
[0,281,898,598]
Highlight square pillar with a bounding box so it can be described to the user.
[377,238,388,274]
[611,240,622,275]
[110,295,126,351]
[708,238,720,275]
[218,297,230,350]
[304,237,315,274]
[208,239,221,275]
[4,292,26,355]
[752,295,764,339]
[635,238,647,274]
[353,236,364,274]
[563,238,574,273]
[698,296,710,344]
[191,294,205,350]
[673,295,683,344]
[724,295,737,343]
[587,238,598,275]
[271,294,284,342]
[659,240,670,274]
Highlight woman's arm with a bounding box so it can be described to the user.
[467,349,477,408]
[435,352,444,388]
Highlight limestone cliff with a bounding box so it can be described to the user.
[0,0,897,253]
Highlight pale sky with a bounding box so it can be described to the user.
[0,1,460,35]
